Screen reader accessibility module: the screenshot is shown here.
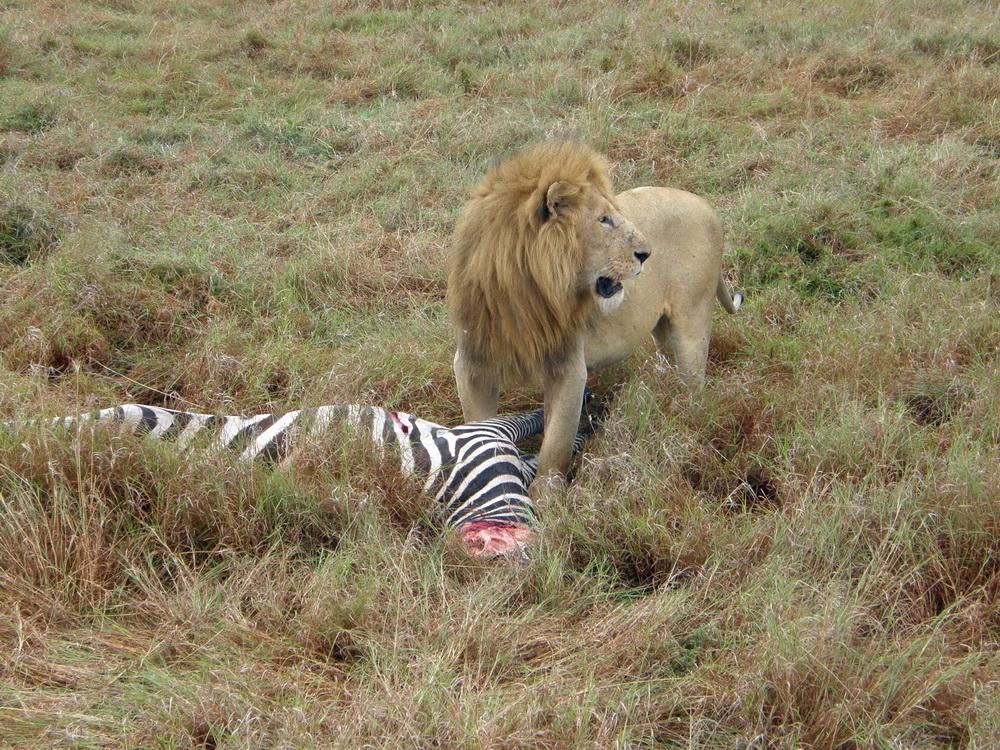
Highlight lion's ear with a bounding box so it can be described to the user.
[541,181,580,223]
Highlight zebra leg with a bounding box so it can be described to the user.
[517,423,595,484]
[464,409,544,443]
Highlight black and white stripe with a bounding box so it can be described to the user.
[3,404,589,533]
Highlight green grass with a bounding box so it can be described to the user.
[2,0,999,746]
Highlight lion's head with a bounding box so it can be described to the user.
[447,140,650,384]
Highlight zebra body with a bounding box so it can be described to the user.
[4,404,557,549]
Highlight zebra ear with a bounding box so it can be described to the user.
[541,180,580,223]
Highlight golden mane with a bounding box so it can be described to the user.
[446,140,614,385]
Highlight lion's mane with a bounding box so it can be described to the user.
[447,140,614,385]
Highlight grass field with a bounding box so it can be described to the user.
[2,0,999,746]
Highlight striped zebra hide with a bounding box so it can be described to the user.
[2,403,578,558]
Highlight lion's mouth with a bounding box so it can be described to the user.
[595,277,623,299]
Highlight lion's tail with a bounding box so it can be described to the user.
[717,276,743,315]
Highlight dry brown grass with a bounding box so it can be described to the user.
[1,0,999,746]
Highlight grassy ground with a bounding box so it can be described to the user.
[2,0,999,746]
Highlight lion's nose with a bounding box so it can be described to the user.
[634,249,650,264]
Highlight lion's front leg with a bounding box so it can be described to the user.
[534,352,588,493]
[454,347,499,421]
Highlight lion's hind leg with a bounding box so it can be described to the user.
[651,313,674,365]
[652,304,713,387]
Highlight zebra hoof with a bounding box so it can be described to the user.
[460,521,536,559]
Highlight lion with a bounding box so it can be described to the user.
[447,140,742,487]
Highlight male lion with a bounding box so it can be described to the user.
[447,140,741,487]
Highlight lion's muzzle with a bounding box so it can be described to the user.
[595,237,649,299]
[631,230,651,267]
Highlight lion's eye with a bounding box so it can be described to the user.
[600,216,614,227]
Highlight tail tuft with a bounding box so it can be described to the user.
[732,291,743,312]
